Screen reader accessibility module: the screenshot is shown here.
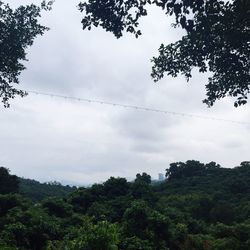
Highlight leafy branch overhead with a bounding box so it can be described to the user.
[79,0,250,107]
[0,1,53,107]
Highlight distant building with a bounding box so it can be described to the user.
[158,173,165,181]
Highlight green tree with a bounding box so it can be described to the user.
[0,194,27,217]
[210,202,235,224]
[0,1,53,107]
[166,160,205,180]
[48,218,120,250]
[135,173,151,184]
[103,177,129,198]
[131,173,155,202]
[87,201,112,221]
[79,0,250,107]
[0,167,19,194]
[42,198,73,218]
[123,201,151,238]
[0,202,63,250]
[69,188,96,213]
[120,236,154,250]
[1,160,250,249]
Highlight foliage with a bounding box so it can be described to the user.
[0,161,250,249]
[79,0,250,106]
[135,172,151,184]
[0,167,19,194]
[0,1,53,107]
[165,160,220,180]
[42,198,73,218]
[19,177,76,202]
[47,218,120,250]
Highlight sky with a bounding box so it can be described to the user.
[1,0,250,185]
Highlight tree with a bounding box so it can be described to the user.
[103,177,129,198]
[210,202,235,224]
[120,236,154,250]
[48,218,120,250]
[135,172,151,184]
[0,1,53,107]
[79,0,250,107]
[165,160,206,180]
[123,200,151,238]
[123,201,171,249]
[42,198,73,218]
[0,167,19,194]
[0,193,26,216]
[131,173,155,202]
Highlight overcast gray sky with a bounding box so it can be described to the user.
[1,0,250,185]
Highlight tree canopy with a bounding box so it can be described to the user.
[1,0,248,107]
[0,1,53,107]
[1,161,250,249]
[79,0,250,107]
[0,167,19,194]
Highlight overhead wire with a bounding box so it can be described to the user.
[26,90,250,125]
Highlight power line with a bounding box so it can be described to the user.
[26,90,250,125]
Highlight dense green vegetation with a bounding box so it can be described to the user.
[19,178,77,202]
[1,161,250,250]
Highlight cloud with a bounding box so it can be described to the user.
[1,0,249,184]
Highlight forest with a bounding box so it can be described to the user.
[0,161,250,250]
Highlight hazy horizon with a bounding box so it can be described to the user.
[1,0,249,185]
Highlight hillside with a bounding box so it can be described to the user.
[19,178,77,202]
[0,160,250,250]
